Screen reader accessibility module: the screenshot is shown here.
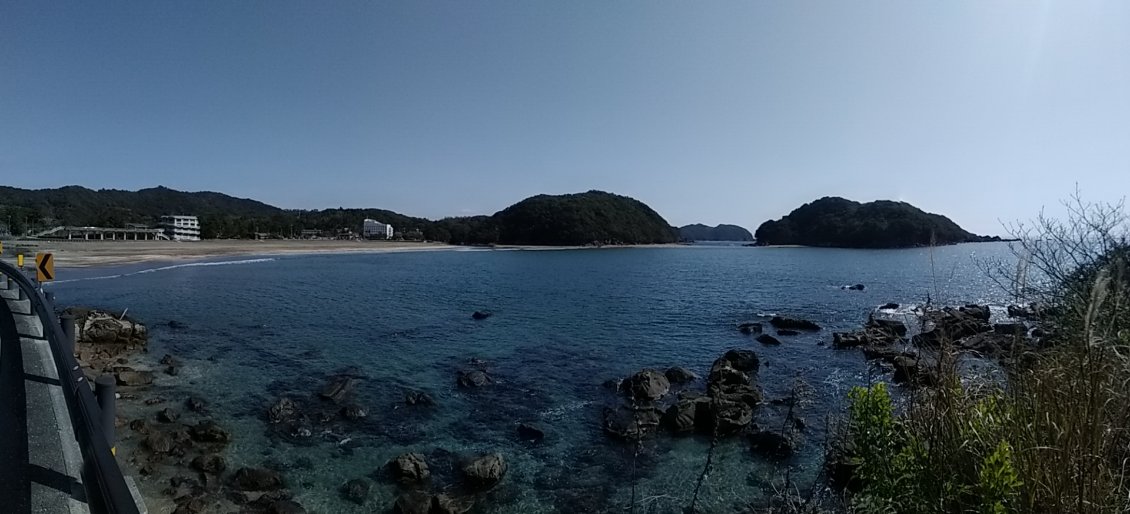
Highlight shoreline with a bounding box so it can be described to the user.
[1,239,696,269]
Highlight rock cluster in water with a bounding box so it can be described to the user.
[600,346,801,461]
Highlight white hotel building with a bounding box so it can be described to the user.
[160,215,201,241]
[363,219,394,239]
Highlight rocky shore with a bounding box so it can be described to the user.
[62,300,1047,513]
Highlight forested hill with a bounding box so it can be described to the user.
[678,224,753,241]
[493,191,677,245]
[754,197,1001,248]
[0,185,676,245]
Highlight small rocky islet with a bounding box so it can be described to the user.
[64,303,1044,512]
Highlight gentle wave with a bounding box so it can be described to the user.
[132,258,276,274]
[45,258,276,285]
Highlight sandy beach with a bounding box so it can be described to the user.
[0,239,460,268]
[0,239,699,269]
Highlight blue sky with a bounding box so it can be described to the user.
[2,1,1127,234]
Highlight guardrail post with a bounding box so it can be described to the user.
[60,313,76,357]
[95,375,117,455]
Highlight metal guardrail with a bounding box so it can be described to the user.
[0,261,140,514]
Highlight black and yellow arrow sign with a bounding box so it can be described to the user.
[36,252,54,282]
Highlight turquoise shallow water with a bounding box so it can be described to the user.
[49,243,1015,513]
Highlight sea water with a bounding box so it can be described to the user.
[48,243,1016,513]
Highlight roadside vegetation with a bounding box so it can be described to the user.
[834,194,1130,513]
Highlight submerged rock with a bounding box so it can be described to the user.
[769,316,821,331]
[319,376,359,403]
[757,334,782,345]
[268,397,300,424]
[602,406,662,439]
[456,369,492,388]
[432,494,475,514]
[879,303,900,310]
[116,369,154,386]
[393,491,434,514]
[191,454,227,475]
[233,467,284,491]
[749,430,796,459]
[738,322,763,334]
[404,391,435,406]
[341,478,370,505]
[185,396,208,413]
[776,329,800,336]
[267,500,306,514]
[188,420,231,444]
[145,432,175,454]
[517,423,545,443]
[388,453,430,484]
[157,407,179,423]
[471,311,493,320]
[462,453,507,490]
[340,403,367,420]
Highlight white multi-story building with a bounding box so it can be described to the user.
[362,219,394,239]
[160,215,201,241]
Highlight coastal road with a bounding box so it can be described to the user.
[0,290,90,514]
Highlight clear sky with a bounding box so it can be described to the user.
[2,1,1128,235]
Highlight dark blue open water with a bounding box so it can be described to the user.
[48,243,1015,513]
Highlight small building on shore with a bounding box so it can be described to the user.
[363,219,393,240]
[160,215,201,241]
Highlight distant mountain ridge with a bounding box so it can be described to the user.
[678,224,753,241]
[0,185,676,245]
[754,197,1000,248]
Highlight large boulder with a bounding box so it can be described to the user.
[319,376,359,403]
[70,309,149,347]
[145,432,175,454]
[749,430,796,459]
[456,370,492,388]
[769,316,821,331]
[709,399,754,436]
[709,382,762,408]
[913,308,993,346]
[623,369,670,402]
[462,453,507,490]
[233,467,284,491]
[707,358,749,388]
[116,369,154,387]
[866,318,908,337]
[602,406,661,439]
[663,396,710,433]
[387,453,430,484]
[960,304,991,321]
[432,494,475,514]
[267,397,300,424]
[722,349,760,372]
[191,454,227,475]
[664,366,697,385]
[188,420,231,444]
